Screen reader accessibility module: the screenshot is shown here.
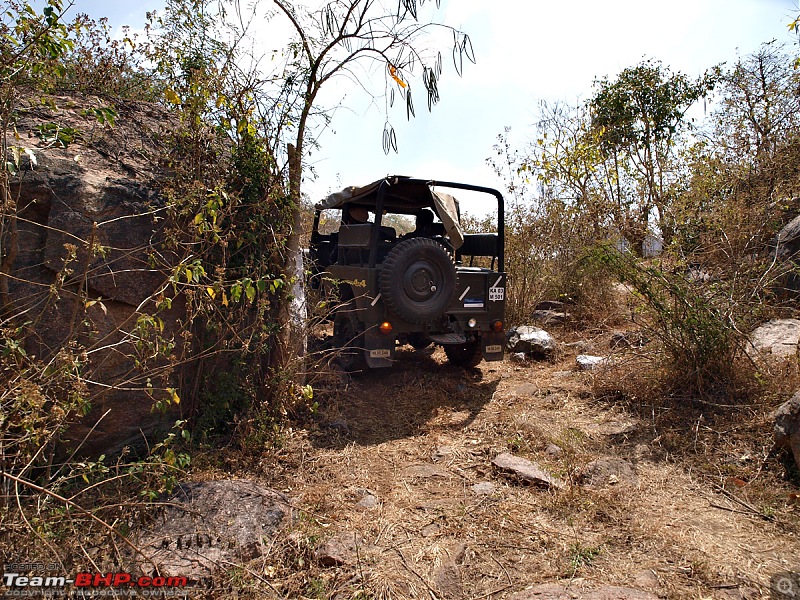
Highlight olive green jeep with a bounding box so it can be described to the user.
[309,176,506,370]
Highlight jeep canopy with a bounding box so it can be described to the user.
[316,176,465,249]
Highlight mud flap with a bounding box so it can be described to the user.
[364,330,395,368]
[481,330,505,361]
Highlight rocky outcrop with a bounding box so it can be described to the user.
[131,480,291,578]
[6,93,182,454]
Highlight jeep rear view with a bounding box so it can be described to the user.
[308,176,506,370]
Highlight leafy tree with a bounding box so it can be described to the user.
[589,60,715,253]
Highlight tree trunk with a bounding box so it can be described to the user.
[273,143,306,382]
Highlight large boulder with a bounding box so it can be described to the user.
[773,391,800,471]
[131,480,291,578]
[6,93,182,455]
[775,210,800,261]
[773,209,800,296]
[748,319,800,358]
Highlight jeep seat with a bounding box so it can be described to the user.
[337,223,397,264]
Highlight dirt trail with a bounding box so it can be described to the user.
[258,345,800,599]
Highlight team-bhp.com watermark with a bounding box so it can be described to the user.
[3,563,206,597]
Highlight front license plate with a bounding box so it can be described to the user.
[485,345,503,354]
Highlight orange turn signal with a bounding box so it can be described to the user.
[491,320,504,332]
[379,321,393,335]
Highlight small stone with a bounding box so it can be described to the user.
[597,420,638,437]
[610,331,649,350]
[511,352,527,362]
[434,558,463,599]
[432,445,454,462]
[315,532,361,567]
[632,570,661,592]
[471,481,497,495]
[577,354,608,371]
[581,457,638,488]
[327,419,350,435]
[491,453,564,489]
[355,494,378,509]
[402,463,450,479]
[545,443,564,459]
[513,383,539,396]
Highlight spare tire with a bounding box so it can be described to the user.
[379,237,456,325]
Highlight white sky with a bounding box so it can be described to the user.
[68,0,799,214]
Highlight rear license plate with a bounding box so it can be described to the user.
[485,345,503,354]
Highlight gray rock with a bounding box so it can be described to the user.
[132,480,290,578]
[315,532,362,567]
[776,211,800,261]
[535,300,565,311]
[577,354,609,371]
[512,383,539,396]
[511,352,528,362]
[402,463,450,479]
[596,420,638,438]
[749,319,800,358]
[631,570,661,592]
[610,331,649,350]
[533,309,569,325]
[355,494,379,510]
[507,326,556,357]
[471,481,498,495]
[434,558,463,599]
[773,391,800,470]
[562,340,591,352]
[545,443,564,459]
[491,452,564,489]
[581,457,638,487]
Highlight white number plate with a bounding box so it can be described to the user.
[369,349,391,358]
[485,344,503,354]
[489,287,505,301]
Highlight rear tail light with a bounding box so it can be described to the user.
[491,320,504,332]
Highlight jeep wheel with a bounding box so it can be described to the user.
[334,311,367,372]
[379,238,456,325]
[443,340,483,368]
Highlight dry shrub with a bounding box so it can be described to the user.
[463,202,618,328]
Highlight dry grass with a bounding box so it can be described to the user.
[196,336,800,599]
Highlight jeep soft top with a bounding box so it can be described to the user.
[309,176,506,370]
